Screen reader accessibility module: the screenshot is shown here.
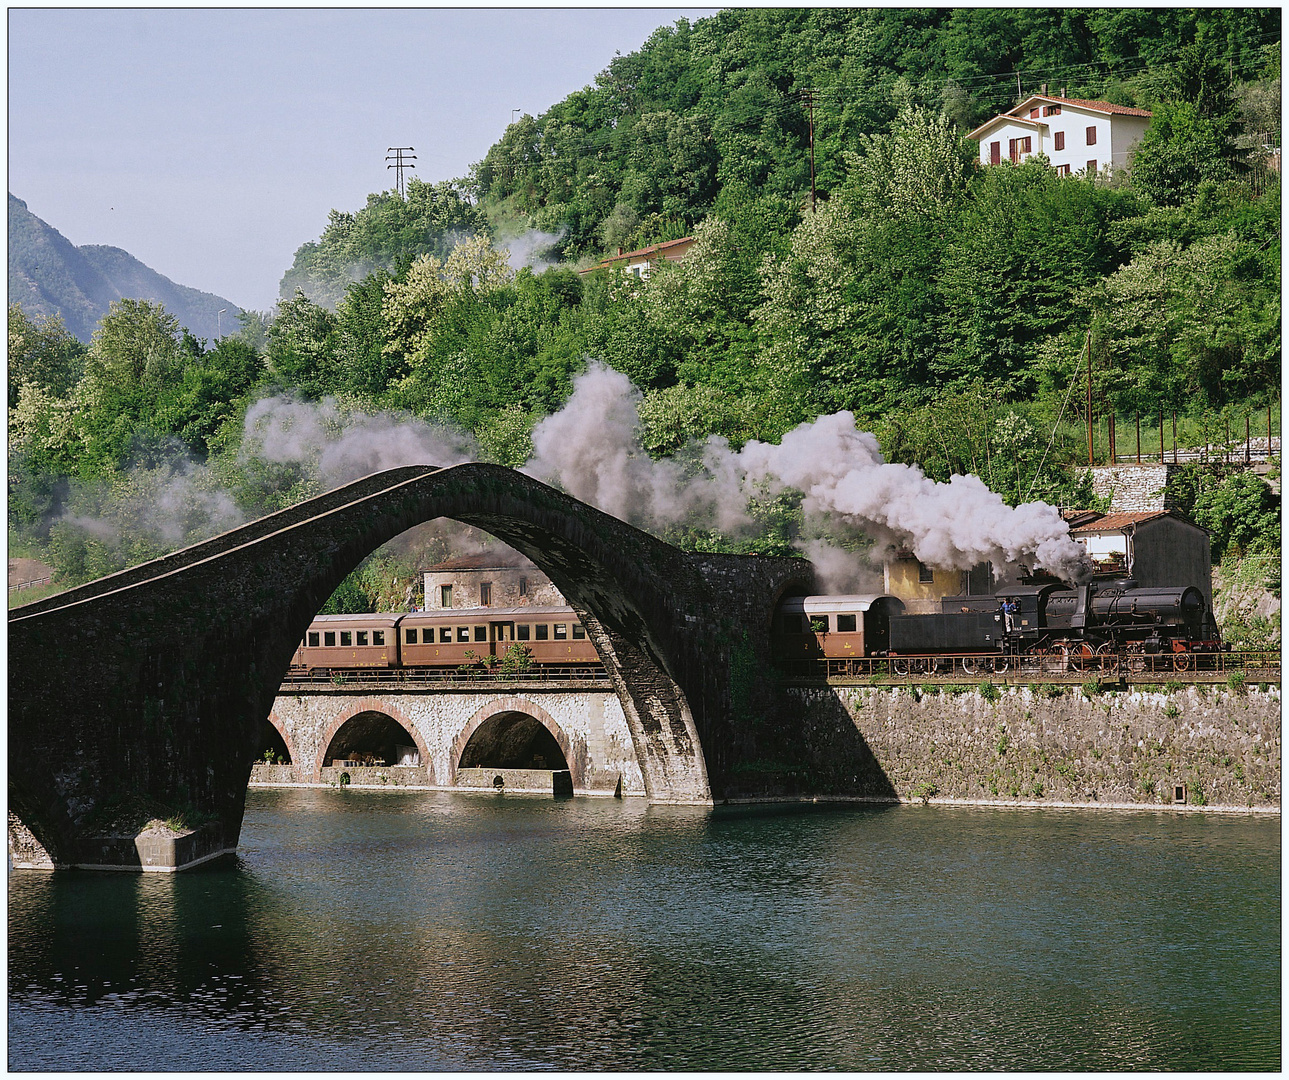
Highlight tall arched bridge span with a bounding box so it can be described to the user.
[9,463,893,870]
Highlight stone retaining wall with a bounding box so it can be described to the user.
[793,684,1280,811]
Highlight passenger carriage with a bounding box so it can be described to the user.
[771,595,907,675]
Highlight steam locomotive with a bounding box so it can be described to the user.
[771,579,1222,675]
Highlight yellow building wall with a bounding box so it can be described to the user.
[883,560,966,615]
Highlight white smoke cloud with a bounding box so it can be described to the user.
[55,460,245,554]
[801,539,887,595]
[522,364,750,533]
[50,365,1089,590]
[241,395,478,488]
[498,228,566,274]
[522,364,1092,584]
[733,411,1093,582]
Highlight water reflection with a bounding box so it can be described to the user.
[9,791,1280,1070]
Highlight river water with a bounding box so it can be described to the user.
[9,789,1280,1070]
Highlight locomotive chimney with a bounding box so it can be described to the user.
[1071,582,1091,629]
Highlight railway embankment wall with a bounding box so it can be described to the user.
[792,683,1280,811]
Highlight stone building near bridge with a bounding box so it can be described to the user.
[422,549,565,612]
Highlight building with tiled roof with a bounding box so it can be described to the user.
[578,236,696,279]
[1065,510,1211,609]
[968,94,1152,176]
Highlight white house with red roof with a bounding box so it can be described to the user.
[968,95,1152,176]
[578,236,696,279]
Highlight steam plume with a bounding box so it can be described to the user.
[241,395,477,487]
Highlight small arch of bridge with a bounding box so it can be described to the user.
[452,697,579,788]
[262,711,297,766]
[315,699,433,783]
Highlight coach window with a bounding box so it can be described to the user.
[437,627,450,643]
[838,614,857,633]
[810,616,829,633]
[572,624,587,639]
[357,631,368,646]
[324,631,336,647]
[308,631,320,647]
[480,582,492,607]
[404,628,417,644]
[457,626,470,642]
[373,630,385,646]
[440,584,453,608]
[554,624,568,640]
[517,624,530,641]
[473,625,486,642]
[535,624,549,641]
[340,631,352,647]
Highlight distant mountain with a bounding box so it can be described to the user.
[8,193,242,343]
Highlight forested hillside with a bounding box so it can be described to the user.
[8,194,243,343]
[9,8,1281,631]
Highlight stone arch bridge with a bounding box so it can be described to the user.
[9,464,892,870]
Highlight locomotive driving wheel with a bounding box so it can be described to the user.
[892,658,911,676]
[991,655,1010,674]
[1172,651,1193,672]
[961,656,979,675]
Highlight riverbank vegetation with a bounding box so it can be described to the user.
[7,9,1281,612]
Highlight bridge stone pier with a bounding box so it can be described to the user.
[10,463,894,872]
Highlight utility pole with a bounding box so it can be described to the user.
[386,147,417,197]
[799,87,818,213]
[1085,331,1093,466]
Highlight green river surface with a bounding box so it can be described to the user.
[8,789,1281,1070]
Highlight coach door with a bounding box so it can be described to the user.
[489,621,515,658]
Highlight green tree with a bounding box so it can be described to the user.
[265,290,338,397]
[8,304,85,408]
[1192,470,1280,560]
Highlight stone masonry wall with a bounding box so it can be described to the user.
[791,684,1280,811]
[1088,463,1182,512]
[265,689,644,796]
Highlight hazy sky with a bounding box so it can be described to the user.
[9,7,717,313]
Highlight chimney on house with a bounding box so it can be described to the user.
[1060,87,1066,97]
[617,247,623,256]
[1041,83,1048,95]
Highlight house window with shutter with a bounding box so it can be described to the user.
[1086,159,1097,174]
[990,141,1001,165]
[1029,108,1039,118]
[1044,105,1061,116]
[1054,131,1065,151]
[1086,126,1097,145]
[1056,163,1070,175]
